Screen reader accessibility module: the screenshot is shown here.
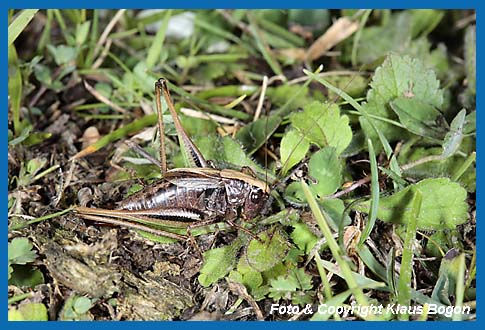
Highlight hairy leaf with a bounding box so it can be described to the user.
[353,178,468,230]
[198,238,243,287]
[245,228,289,272]
[291,101,352,154]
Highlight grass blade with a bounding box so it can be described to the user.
[397,189,422,320]
[300,179,372,317]
[358,138,379,246]
[72,113,157,159]
[8,9,39,46]
[145,10,172,69]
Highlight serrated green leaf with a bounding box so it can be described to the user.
[292,268,313,290]
[9,303,48,321]
[360,53,444,149]
[442,109,466,158]
[8,238,38,265]
[390,97,443,139]
[308,147,342,197]
[198,238,243,287]
[268,274,299,300]
[353,178,468,230]
[280,129,310,176]
[195,135,266,177]
[291,101,352,154]
[245,228,289,272]
[368,53,443,107]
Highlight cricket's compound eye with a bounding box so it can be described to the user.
[250,189,263,203]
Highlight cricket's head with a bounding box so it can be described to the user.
[220,169,270,220]
[242,186,269,220]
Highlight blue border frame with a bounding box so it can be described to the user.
[4,1,480,328]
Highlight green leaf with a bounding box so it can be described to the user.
[8,265,44,287]
[290,222,318,254]
[308,147,342,197]
[368,53,443,108]
[355,11,412,64]
[353,178,468,230]
[432,249,463,304]
[360,53,444,148]
[245,228,289,272]
[198,238,243,287]
[268,268,312,301]
[399,144,476,192]
[409,9,444,37]
[73,296,93,314]
[8,238,38,265]
[284,181,307,205]
[195,135,266,176]
[320,198,350,229]
[292,268,313,290]
[9,303,48,321]
[442,109,466,158]
[75,21,91,45]
[235,115,282,156]
[266,84,311,109]
[268,273,299,300]
[47,45,79,65]
[280,129,310,176]
[8,9,39,46]
[291,101,352,154]
[390,97,443,139]
[463,111,476,135]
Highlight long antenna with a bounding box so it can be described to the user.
[155,79,167,175]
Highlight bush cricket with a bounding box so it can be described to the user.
[74,79,270,243]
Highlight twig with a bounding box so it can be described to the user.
[253,75,268,122]
[92,38,112,69]
[93,9,126,59]
[83,80,128,114]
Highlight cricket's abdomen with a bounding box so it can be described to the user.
[118,181,208,211]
